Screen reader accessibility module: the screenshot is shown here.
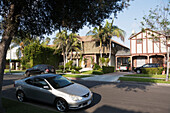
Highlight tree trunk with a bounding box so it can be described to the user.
[0,36,13,113]
[166,47,169,81]
[0,3,20,112]
[63,52,66,72]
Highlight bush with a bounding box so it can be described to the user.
[164,67,170,74]
[92,70,103,75]
[141,67,164,74]
[102,66,114,74]
[65,60,73,70]
[71,70,81,74]
[59,65,64,71]
[93,63,101,70]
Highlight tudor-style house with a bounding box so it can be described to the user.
[129,28,170,68]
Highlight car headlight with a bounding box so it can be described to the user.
[69,95,83,101]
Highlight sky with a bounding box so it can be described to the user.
[1,0,169,47]
[77,0,169,48]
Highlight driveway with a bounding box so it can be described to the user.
[81,72,132,82]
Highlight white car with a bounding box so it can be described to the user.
[14,74,93,112]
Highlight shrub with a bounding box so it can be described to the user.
[59,65,64,71]
[141,67,164,74]
[93,63,101,70]
[65,60,73,70]
[92,70,103,75]
[102,66,114,74]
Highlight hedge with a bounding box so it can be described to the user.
[102,66,114,74]
[141,67,164,74]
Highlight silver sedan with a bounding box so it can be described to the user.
[14,74,93,112]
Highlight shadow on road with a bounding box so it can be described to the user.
[73,80,151,92]
[70,105,146,113]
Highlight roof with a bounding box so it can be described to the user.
[129,28,166,40]
[116,50,131,56]
[80,36,129,49]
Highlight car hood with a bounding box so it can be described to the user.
[56,83,90,96]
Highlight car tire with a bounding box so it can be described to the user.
[55,98,68,112]
[16,90,26,102]
[25,72,30,77]
[136,70,141,74]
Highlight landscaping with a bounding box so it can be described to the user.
[124,74,166,78]
[4,70,25,74]
[2,98,57,113]
[119,77,170,84]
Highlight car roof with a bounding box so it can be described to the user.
[27,74,61,79]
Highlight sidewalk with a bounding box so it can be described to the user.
[81,72,132,82]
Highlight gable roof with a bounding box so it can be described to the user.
[128,28,166,40]
[80,36,129,49]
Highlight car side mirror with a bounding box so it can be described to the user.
[43,85,50,90]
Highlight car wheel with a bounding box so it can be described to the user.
[136,70,141,74]
[25,72,30,77]
[16,91,26,102]
[55,98,68,112]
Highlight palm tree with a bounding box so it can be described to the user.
[53,30,80,71]
[87,25,104,58]
[103,20,125,66]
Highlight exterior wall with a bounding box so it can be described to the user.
[130,29,167,55]
[6,47,19,60]
[83,41,110,54]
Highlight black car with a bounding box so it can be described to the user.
[25,64,55,77]
[134,63,160,74]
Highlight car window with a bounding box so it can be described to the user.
[25,79,34,85]
[143,64,149,68]
[33,78,49,88]
[46,76,73,89]
[33,65,39,69]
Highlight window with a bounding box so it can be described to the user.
[25,79,34,85]
[33,78,49,88]
[96,41,100,47]
[153,38,160,42]
[137,39,142,44]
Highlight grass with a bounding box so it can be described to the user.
[4,69,25,73]
[81,70,103,75]
[119,77,170,84]
[124,74,166,78]
[62,74,91,78]
[2,98,58,113]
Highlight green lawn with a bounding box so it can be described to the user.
[63,74,91,78]
[2,98,58,113]
[119,77,170,84]
[124,74,166,78]
[4,69,25,73]
[81,70,103,75]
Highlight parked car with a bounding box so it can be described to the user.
[14,74,93,112]
[25,64,55,77]
[119,64,129,71]
[134,63,160,74]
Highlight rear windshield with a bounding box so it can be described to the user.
[46,75,73,89]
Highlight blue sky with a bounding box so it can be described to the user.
[78,0,169,48]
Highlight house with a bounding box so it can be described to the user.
[129,28,170,69]
[6,46,21,70]
[68,36,129,68]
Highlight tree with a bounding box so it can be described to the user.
[0,0,130,112]
[103,20,125,66]
[87,20,125,66]
[141,2,170,81]
[53,30,80,71]
[87,26,104,58]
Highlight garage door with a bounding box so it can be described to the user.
[137,57,145,67]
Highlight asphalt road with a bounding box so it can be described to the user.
[2,74,170,113]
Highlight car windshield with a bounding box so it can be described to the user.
[46,75,73,89]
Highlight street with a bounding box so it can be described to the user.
[2,74,170,113]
